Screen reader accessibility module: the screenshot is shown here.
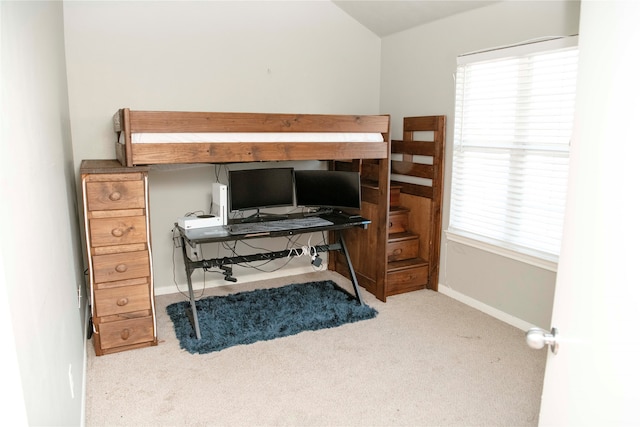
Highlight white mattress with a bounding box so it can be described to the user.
[119,132,383,144]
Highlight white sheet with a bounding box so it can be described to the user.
[118,132,383,144]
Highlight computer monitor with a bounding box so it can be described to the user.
[294,170,361,211]
[228,167,294,219]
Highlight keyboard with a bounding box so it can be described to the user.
[228,216,334,235]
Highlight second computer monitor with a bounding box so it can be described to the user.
[294,170,361,211]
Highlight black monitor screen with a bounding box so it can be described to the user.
[294,170,361,210]
[229,167,294,212]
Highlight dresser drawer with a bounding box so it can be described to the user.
[89,216,147,247]
[94,283,151,317]
[93,250,150,283]
[86,180,145,211]
[97,316,154,350]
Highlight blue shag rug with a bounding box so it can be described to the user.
[166,280,378,354]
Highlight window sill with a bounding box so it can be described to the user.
[445,230,558,272]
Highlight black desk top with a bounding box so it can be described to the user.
[179,212,370,245]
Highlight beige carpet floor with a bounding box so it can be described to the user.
[85,270,546,426]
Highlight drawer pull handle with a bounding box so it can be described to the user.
[109,191,122,201]
[393,248,402,256]
[111,228,124,237]
[115,264,128,273]
[116,297,129,306]
[389,221,393,228]
[121,329,130,340]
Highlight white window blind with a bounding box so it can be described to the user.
[449,36,579,263]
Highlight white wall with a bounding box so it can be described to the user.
[380,0,581,329]
[63,1,381,294]
[1,1,86,425]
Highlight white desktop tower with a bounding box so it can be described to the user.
[211,182,228,225]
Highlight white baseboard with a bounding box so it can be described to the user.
[437,284,536,332]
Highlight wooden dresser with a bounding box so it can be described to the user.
[80,160,157,355]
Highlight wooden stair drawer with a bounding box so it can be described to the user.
[97,316,155,350]
[387,260,428,294]
[93,250,150,283]
[387,232,419,262]
[86,179,145,211]
[94,283,152,317]
[389,207,409,233]
[89,216,148,247]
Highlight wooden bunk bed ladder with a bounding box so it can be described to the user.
[334,115,445,301]
[390,115,446,292]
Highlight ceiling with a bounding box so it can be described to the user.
[332,1,500,37]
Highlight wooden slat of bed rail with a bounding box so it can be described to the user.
[390,180,434,199]
[391,161,434,179]
[403,115,441,132]
[127,110,390,133]
[391,139,435,157]
[130,141,388,163]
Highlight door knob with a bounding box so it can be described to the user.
[526,327,559,354]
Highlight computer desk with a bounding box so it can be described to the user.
[176,212,371,339]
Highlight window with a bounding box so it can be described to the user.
[449,36,578,265]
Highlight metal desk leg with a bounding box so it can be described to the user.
[180,237,202,339]
[337,231,364,305]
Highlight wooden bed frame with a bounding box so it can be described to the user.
[112,108,393,301]
[113,108,390,166]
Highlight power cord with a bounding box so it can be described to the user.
[287,235,325,268]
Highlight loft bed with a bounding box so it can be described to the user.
[111,108,392,300]
[113,108,390,166]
